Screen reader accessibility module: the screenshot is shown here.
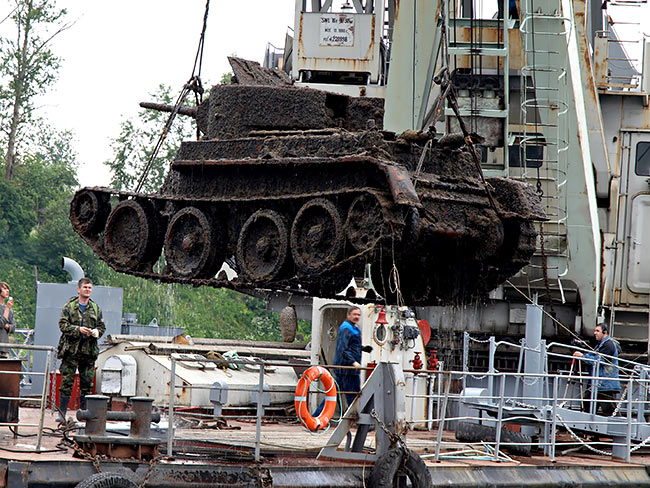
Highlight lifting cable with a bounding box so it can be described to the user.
[422,0,500,216]
[134,0,210,194]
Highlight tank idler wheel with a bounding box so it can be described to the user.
[104,200,161,269]
[345,193,387,254]
[291,198,344,274]
[164,207,223,278]
[70,189,111,236]
[236,209,289,282]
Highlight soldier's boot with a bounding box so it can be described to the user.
[56,396,70,423]
[79,396,87,411]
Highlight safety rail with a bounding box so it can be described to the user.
[407,368,650,463]
[0,343,54,452]
[160,348,650,465]
[165,354,441,461]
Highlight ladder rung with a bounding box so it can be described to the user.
[448,46,507,56]
[446,108,508,118]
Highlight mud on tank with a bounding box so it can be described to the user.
[70,71,545,306]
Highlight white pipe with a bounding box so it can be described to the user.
[61,257,84,284]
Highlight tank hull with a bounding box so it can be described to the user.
[70,84,545,305]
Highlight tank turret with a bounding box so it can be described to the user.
[70,62,545,305]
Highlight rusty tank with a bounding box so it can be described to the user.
[69,66,545,306]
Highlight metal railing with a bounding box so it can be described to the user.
[164,354,441,461]
[407,367,650,463]
[0,343,55,452]
[160,346,650,464]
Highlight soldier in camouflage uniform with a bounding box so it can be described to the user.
[56,277,105,422]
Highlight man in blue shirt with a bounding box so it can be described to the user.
[314,306,372,416]
[573,323,621,416]
[334,306,364,407]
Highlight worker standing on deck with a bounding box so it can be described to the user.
[0,282,16,357]
[333,306,373,408]
[313,306,372,417]
[56,278,105,423]
[573,322,621,416]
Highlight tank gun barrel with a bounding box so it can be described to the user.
[139,102,196,118]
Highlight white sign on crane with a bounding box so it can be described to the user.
[319,13,355,47]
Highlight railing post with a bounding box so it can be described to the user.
[626,377,633,463]
[636,370,646,434]
[167,355,176,457]
[488,337,496,403]
[255,361,265,462]
[36,350,51,452]
[513,338,525,403]
[462,332,469,393]
[590,357,600,415]
[434,372,452,462]
[427,370,434,431]
[436,362,443,421]
[550,376,558,462]
[493,374,506,461]
[410,373,418,429]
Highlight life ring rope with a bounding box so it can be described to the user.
[294,365,340,433]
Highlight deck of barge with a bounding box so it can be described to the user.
[0,406,649,487]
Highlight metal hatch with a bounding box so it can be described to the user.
[627,194,650,293]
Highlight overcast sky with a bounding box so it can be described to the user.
[31,0,295,187]
[4,1,646,188]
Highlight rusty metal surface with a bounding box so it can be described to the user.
[0,360,21,424]
[70,81,545,306]
[228,56,292,86]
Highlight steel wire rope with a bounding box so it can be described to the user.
[133,0,210,194]
[0,5,18,26]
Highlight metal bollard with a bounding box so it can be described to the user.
[76,394,109,436]
[128,397,159,438]
[78,395,160,438]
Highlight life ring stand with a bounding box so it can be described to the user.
[294,365,337,432]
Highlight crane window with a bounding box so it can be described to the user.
[635,141,650,176]
[509,144,543,168]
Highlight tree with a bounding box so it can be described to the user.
[0,0,71,180]
[220,72,233,84]
[104,84,196,193]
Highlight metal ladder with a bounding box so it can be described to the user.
[444,0,514,174]
[518,1,571,295]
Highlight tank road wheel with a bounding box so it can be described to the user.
[69,189,110,236]
[164,207,223,278]
[104,200,161,269]
[345,193,387,253]
[290,199,344,274]
[236,209,289,282]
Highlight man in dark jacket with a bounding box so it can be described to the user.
[56,278,105,422]
[333,306,372,407]
[313,306,372,417]
[573,323,621,415]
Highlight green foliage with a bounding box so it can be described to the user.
[0,123,83,327]
[104,85,196,193]
[0,0,70,179]
[220,72,233,84]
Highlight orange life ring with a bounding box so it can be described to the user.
[294,365,337,432]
